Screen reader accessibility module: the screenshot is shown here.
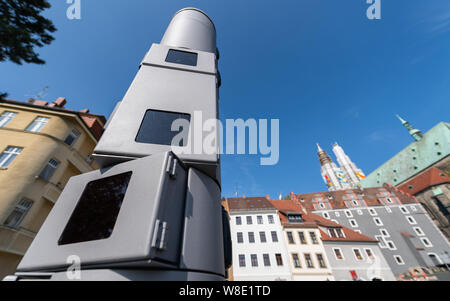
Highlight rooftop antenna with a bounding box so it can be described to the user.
[25,86,49,102]
[235,182,240,197]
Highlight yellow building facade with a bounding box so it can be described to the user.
[0,98,105,278]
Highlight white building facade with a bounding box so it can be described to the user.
[271,200,335,281]
[227,197,292,281]
[323,241,396,281]
[282,224,334,281]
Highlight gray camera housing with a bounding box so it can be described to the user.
[93,10,221,183]
[16,152,225,278]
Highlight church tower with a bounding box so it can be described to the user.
[317,143,352,191]
[396,115,423,141]
[332,142,366,186]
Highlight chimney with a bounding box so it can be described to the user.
[242,194,246,198]
[54,97,67,108]
[33,100,48,106]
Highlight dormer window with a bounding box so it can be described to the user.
[328,228,345,238]
[288,214,303,223]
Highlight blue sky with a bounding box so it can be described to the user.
[1,0,450,198]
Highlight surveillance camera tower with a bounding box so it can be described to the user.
[4,8,231,281]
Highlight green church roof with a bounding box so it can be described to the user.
[360,121,450,188]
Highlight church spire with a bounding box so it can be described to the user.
[396,115,423,141]
[317,143,332,166]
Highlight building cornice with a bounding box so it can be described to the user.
[0,100,104,142]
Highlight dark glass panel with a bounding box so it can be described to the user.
[135,109,190,146]
[165,49,198,66]
[58,172,132,245]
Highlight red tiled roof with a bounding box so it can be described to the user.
[80,115,104,140]
[398,167,450,195]
[269,199,377,243]
[291,184,417,211]
[307,212,377,243]
[1,98,106,140]
[226,196,274,211]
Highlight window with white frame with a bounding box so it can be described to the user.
[250,254,258,267]
[349,219,358,227]
[386,241,396,250]
[329,228,345,238]
[406,216,417,225]
[304,253,314,268]
[288,214,303,223]
[369,208,377,216]
[238,254,246,267]
[364,248,375,260]
[373,217,383,226]
[38,158,59,181]
[345,210,353,218]
[248,232,255,243]
[236,216,242,225]
[375,235,387,248]
[0,111,17,127]
[237,232,243,243]
[292,253,301,268]
[246,216,253,225]
[380,229,390,237]
[353,248,364,261]
[257,215,263,224]
[319,203,325,209]
[413,227,424,236]
[309,232,318,244]
[323,212,330,219]
[328,228,338,238]
[268,215,274,224]
[317,254,327,268]
[263,254,271,267]
[0,146,23,168]
[399,206,409,214]
[26,116,49,133]
[4,199,33,228]
[357,209,363,215]
[64,129,81,146]
[333,248,344,260]
[394,255,405,265]
[428,253,442,266]
[421,237,433,248]
[271,231,278,242]
[259,231,267,243]
[298,231,307,244]
[287,231,295,244]
[386,197,393,204]
[275,254,283,266]
[385,206,392,213]
[352,200,359,206]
